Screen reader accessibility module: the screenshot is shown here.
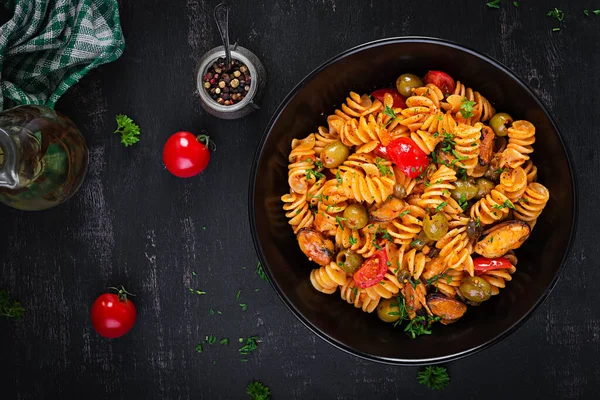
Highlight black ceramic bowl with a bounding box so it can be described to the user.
[249,37,576,365]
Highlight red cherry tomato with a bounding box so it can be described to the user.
[374,144,389,160]
[473,257,512,274]
[163,132,213,178]
[371,88,407,108]
[90,286,137,339]
[423,71,456,95]
[353,250,388,289]
[386,137,429,178]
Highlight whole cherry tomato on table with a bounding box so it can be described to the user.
[163,131,215,178]
[386,137,429,178]
[473,257,512,274]
[371,88,407,109]
[90,286,137,339]
[423,70,456,95]
[353,250,389,289]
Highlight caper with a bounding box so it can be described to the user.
[423,212,449,241]
[489,113,513,137]
[396,269,410,282]
[335,249,364,274]
[459,276,492,302]
[466,219,484,240]
[377,298,401,323]
[451,179,478,202]
[343,204,368,230]
[396,73,424,97]
[393,183,407,199]
[321,141,350,168]
[475,178,495,199]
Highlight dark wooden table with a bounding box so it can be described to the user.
[1,1,597,399]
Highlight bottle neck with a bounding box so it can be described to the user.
[0,127,19,189]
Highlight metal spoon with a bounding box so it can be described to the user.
[214,3,231,70]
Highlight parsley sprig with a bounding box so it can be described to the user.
[417,366,450,390]
[383,105,397,127]
[0,290,24,319]
[114,114,141,147]
[460,98,476,119]
[247,381,271,400]
[375,157,393,177]
[491,199,516,210]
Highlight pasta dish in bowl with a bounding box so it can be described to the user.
[250,37,575,364]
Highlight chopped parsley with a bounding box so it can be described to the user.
[305,168,325,180]
[513,1,518,7]
[376,157,393,176]
[240,303,248,311]
[239,336,259,355]
[486,0,501,9]
[475,216,481,227]
[435,201,448,213]
[552,27,561,32]
[491,199,516,210]
[458,193,468,211]
[349,236,358,245]
[0,290,24,319]
[547,8,565,22]
[335,171,343,184]
[336,215,347,230]
[460,98,476,119]
[436,115,443,121]
[399,209,410,218]
[314,159,324,170]
[247,381,271,400]
[383,105,397,119]
[256,262,269,282]
[209,308,215,315]
[417,366,450,390]
[440,132,456,153]
[236,290,242,301]
[404,315,437,339]
[195,344,203,353]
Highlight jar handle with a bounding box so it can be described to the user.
[0,127,19,188]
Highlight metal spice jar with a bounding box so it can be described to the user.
[196,45,266,120]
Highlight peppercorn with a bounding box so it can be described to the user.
[202,57,251,106]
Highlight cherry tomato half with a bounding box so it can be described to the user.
[473,257,512,274]
[353,250,388,289]
[386,137,429,178]
[163,132,213,178]
[371,88,407,109]
[423,71,456,95]
[90,286,137,339]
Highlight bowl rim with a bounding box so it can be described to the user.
[248,36,578,365]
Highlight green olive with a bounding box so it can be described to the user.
[393,183,407,199]
[396,73,424,97]
[321,141,350,168]
[451,179,478,202]
[459,276,492,302]
[377,298,401,323]
[411,230,432,250]
[489,113,513,137]
[335,249,364,274]
[343,204,368,230]
[475,178,495,200]
[423,212,449,241]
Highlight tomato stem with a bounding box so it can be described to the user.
[196,131,216,151]
[108,286,136,303]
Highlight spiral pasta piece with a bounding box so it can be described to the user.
[436,220,474,275]
[392,167,418,196]
[501,120,535,168]
[418,165,456,213]
[513,182,550,222]
[412,84,445,109]
[450,81,496,123]
[411,129,442,155]
[281,192,313,233]
[386,204,426,246]
[470,188,512,225]
[335,225,378,258]
[339,114,391,148]
[340,280,380,313]
[314,126,339,156]
[365,271,402,299]
[497,167,527,202]
[522,160,538,183]
[338,162,395,205]
[401,248,430,280]
[310,262,348,294]
[479,265,517,296]
[327,92,382,134]
[453,123,482,174]
[419,111,457,136]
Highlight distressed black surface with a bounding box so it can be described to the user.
[0,1,597,399]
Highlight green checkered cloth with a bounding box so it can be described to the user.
[0,0,124,111]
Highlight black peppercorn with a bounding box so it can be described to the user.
[203,58,252,106]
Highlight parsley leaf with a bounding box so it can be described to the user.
[486,0,501,8]
[435,201,448,213]
[513,1,518,6]
[584,9,589,16]
[383,105,397,119]
[336,215,346,230]
[458,193,468,211]
[0,290,24,319]
[335,171,343,184]
[547,8,565,22]
[417,366,450,390]
[404,315,434,338]
[349,236,358,245]
[256,262,269,282]
[239,336,259,355]
[491,199,516,210]
[460,98,476,119]
[595,10,600,15]
[305,168,325,180]
[114,114,141,147]
[247,381,271,400]
[399,209,410,218]
[376,157,393,177]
